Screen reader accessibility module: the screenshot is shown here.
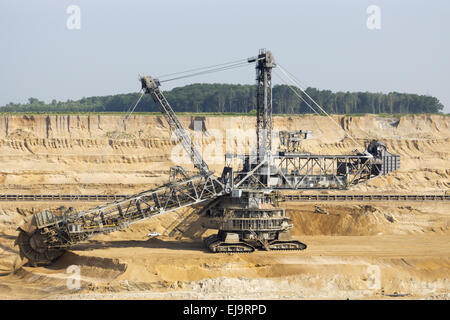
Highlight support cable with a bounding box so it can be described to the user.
[276,65,365,152]
[123,90,145,122]
[160,61,250,83]
[273,70,322,117]
[157,58,248,79]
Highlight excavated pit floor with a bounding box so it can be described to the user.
[0,114,449,299]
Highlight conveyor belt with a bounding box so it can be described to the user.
[1,194,449,202]
[0,194,128,201]
[281,194,450,201]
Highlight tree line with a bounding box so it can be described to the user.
[0,84,444,114]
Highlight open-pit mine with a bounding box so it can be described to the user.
[0,112,448,299]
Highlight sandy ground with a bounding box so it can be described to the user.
[0,114,449,299]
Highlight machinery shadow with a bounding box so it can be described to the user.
[66,200,219,256]
[165,200,218,239]
[70,237,209,253]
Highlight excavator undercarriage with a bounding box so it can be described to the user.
[203,192,307,253]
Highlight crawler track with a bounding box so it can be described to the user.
[268,240,307,251]
[204,234,255,253]
[203,235,307,253]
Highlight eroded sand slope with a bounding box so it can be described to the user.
[0,114,449,299]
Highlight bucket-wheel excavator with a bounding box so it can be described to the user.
[15,49,400,265]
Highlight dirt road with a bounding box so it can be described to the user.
[1,234,448,299]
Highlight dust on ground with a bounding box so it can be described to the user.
[0,114,448,299]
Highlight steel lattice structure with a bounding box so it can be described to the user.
[16,49,400,264]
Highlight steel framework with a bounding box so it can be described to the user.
[15,49,400,264]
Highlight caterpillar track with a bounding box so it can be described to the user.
[203,234,307,253]
[203,234,255,253]
[267,240,307,251]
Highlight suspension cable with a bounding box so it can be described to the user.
[273,70,322,117]
[123,90,145,122]
[157,58,248,79]
[160,61,250,83]
[278,66,310,91]
[276,64,365,151]
[107,90,145,144]
[280,66,375,142]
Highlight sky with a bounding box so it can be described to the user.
[0,0,449,112]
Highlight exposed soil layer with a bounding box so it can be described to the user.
[0,114,448,299]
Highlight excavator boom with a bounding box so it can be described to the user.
[141,76,211,176]
[16,76,225,265]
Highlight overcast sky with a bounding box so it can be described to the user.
[0,0,449,112]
